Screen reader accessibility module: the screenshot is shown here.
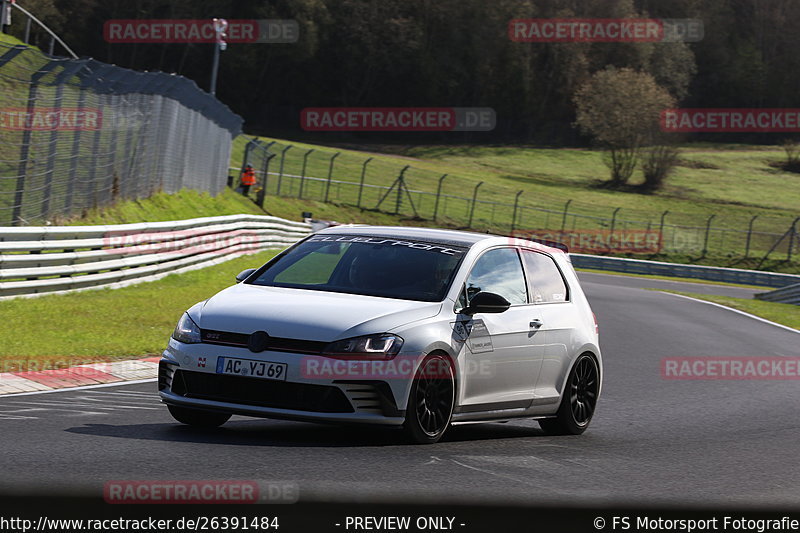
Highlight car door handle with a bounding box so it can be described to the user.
[530,319,543,328]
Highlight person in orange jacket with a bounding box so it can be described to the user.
[240,164,257,196]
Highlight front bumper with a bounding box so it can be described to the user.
[159,340,408,426]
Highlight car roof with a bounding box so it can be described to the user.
[316,225,495,247]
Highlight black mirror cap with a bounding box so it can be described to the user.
[236,268,257,283]
[463,291,511,315]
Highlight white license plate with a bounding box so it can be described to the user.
[216,357,287,381]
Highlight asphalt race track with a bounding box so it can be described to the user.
[2,274,798,507]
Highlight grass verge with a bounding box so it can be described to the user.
[64,188,270,225]
[657,290,800,331]
[0,250,278,368]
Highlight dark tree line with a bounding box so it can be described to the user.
[9,0,800,143]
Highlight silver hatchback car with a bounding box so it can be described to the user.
[159,226,602,443]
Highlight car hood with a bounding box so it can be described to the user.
[192,283,443,341]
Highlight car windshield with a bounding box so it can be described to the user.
[249,235,468,302]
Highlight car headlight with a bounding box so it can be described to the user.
[323,333,403,360]
[172,313,201,344]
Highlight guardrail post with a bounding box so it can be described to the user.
[609,207,622,237]
[702,214,716,257]
[511,190,523,232]
[432,174,448,222]
[276,145,292,196]
[744,215,759,258]
[356,157,373,208]
[561,199,572,231]
[324,152,340,203]
[257,154,275,208]
[298,148,314,199]
[467,182,484,229]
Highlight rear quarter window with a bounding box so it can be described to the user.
[521,250,569,303]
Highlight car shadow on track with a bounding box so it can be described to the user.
[65,419,553,447]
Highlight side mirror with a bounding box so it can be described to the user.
[462,292,511,315]
[236,268,256,283]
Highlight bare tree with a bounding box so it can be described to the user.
[573,67,676,187]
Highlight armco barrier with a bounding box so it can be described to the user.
[756,283,800,305]
[0,215,311,299]
[571,253,800,289]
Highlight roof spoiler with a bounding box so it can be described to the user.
[528,238,569,254]
[510,231,569,254]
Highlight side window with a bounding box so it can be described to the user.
[465,248,528,305]
[521,250,569,303]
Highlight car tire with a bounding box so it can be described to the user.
[539,353,599,436]
[168,405,231,428]
[403,353,455,444]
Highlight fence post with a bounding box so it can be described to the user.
[560,199,572,231]
[257,154,275,208]
[467,181,484,228]
[788,217,799,262]
[511,190,523,232]
[12,63,61,224]
[356,157,373,208]
[40,82,68,220]
[432,174,448,222]
[298,148,314,199]
[64,89,88,214]
[702,214,716,257]
[394,165,411,214]
[276,145,292,196]
[744,215,759,258]
[609,207,621,237]
[658,210,669,253]
[324,152,340,203]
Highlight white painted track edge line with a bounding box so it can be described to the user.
[659,291,800,335]
[0,378,158,398]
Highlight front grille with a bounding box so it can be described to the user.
[170,370,354,413]
[200,329,327,355]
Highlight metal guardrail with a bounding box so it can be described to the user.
[756,283,800,305]
[571,253,800,289]
[0,214,311,299]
